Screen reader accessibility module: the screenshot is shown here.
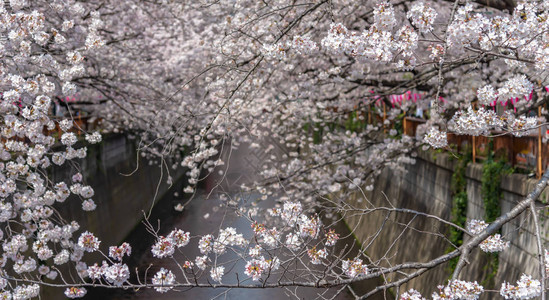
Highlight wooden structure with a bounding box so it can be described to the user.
[403,117,546,177]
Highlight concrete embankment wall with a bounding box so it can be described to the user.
[344,150,549,297]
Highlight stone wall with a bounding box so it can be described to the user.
[344,150,549,297]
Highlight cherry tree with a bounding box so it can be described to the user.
[2,0,549,299]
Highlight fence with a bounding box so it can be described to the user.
[57,114,101,136]
[403,117,547,177]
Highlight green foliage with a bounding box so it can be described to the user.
[344,111,366,132]
[481,253,499,288]
[479,155,512,288]
[303,121,324,144]
[451,155,470,195]
[313,123,323,144]
[481,158,512,223]
[445,150,512,283]
[392,111,405,136]
[446,152,471,273]
[430,148,445,161]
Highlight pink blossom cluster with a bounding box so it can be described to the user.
[64,287,87,298]
[400,289,426,300]
[500,274,541,299]
[307,246,328,264]
[449,106,504,136]
[152,229,191,258]
[325,229,340,247]
[244,256,280,281]
[210,266,225,282]
[152,268,176,293]
[77,231,101,252]
[479,234,510,253]
[109,242,132,261]
[406,2,437,33]
[423,127,448,149]
[199,227,247,256]
[432,280,483,300]
[467,220,509,253]
[321,19,418,67]
[298,215,321,238]
[341,258,368,278]
[195,255,208,270]
[86,261,130,286]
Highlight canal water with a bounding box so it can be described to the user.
[84,143,384,299]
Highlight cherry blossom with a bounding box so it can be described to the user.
[432,280,484,300]
[64,287,87,298]
[1,0,549,298]
[151,236,175,258]
[341,258,369,278]
[400,289,426,300]
[152,268,176,293]
[424,127,448,149]
[500,274,541,299]
[210,266,225,283]
[77,231,100,252]
[109,243,132,261]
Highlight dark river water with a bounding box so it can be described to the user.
[84,144,384,300]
